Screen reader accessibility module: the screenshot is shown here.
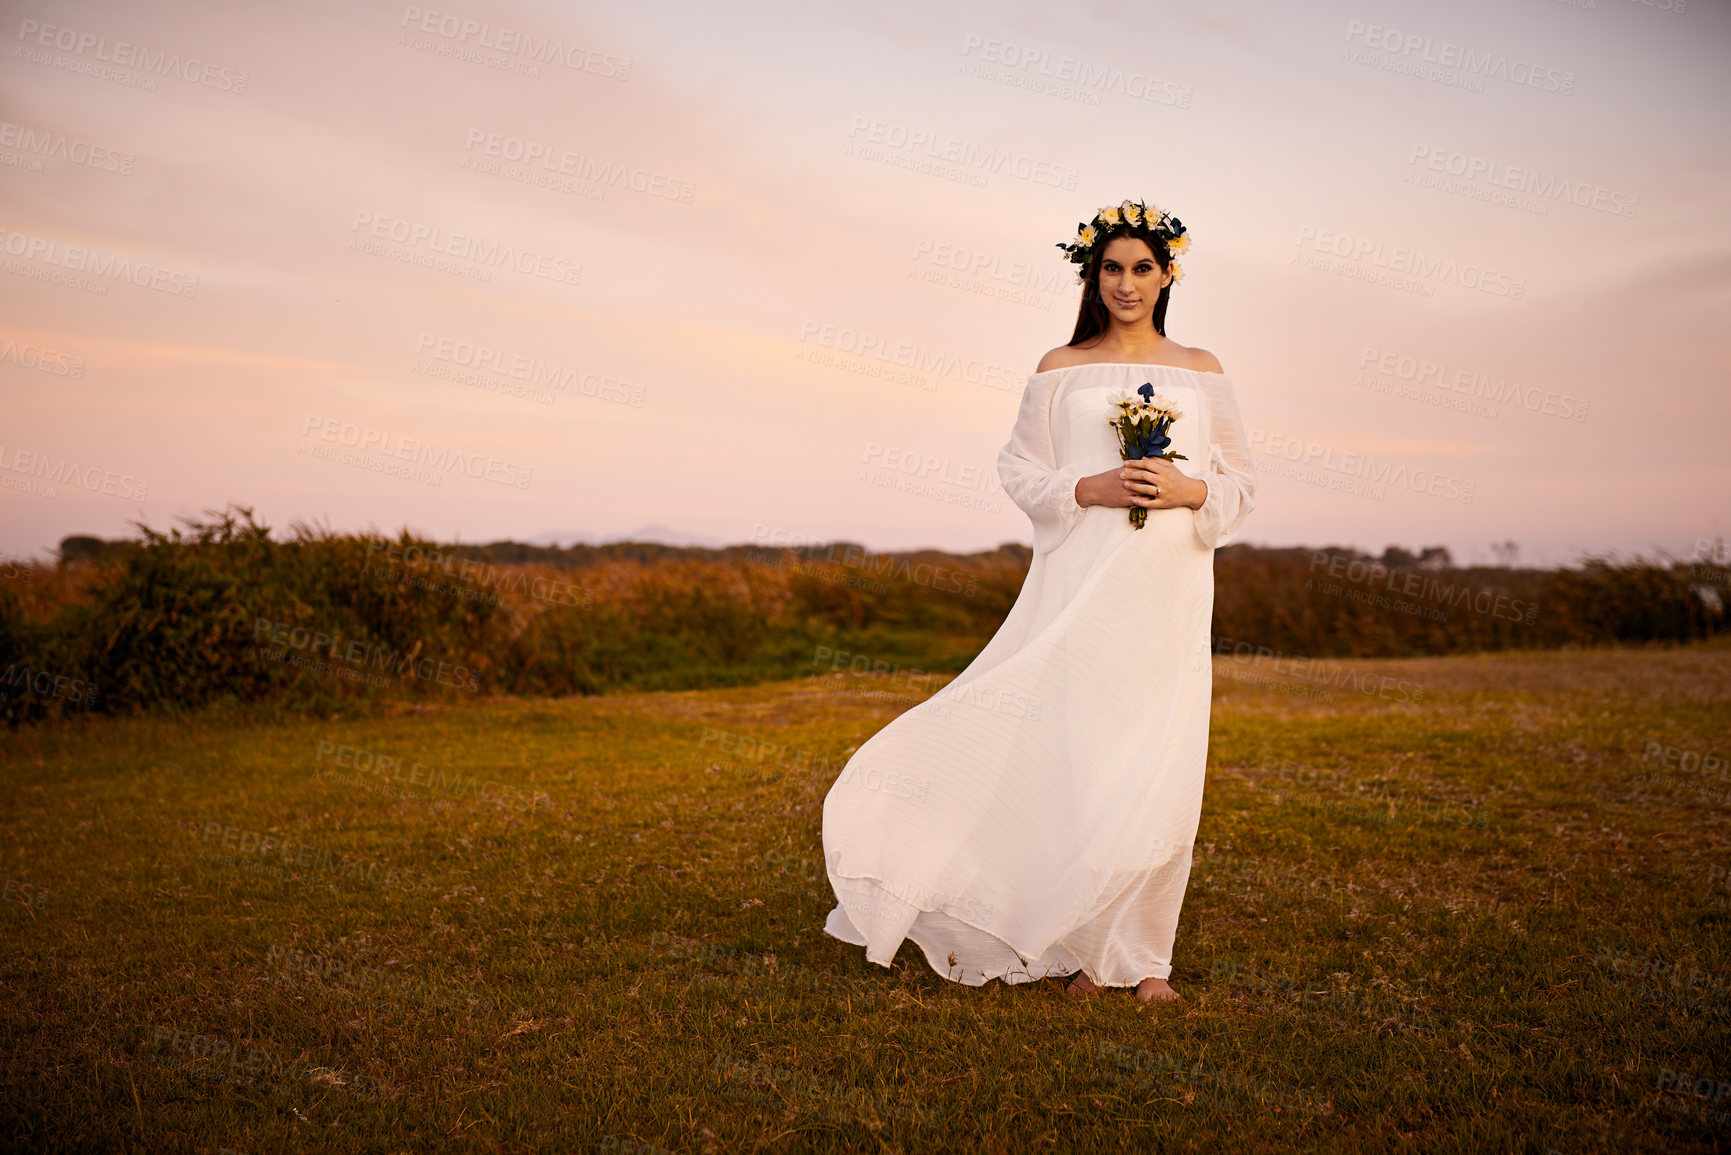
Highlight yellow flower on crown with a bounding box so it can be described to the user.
[1122,200,1143,226]
[1098,205,1123,226]
[1077,224,1098,248]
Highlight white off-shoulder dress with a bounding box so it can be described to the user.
[820,362,1257,987]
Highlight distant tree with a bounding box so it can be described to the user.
[58,536,112,566]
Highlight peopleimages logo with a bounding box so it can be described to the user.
[0,661,100,706]
[462,129,694,202]
[1407,144,1637,220]
[910,238,1075,298]
[1248,428,1475,504]
[861,441,1003,500]
[314,739,550,812]
[0,336,84,377]
[0,444,147,500]
[251,616,481,691]
[1206,633,1427,704]
[348,211,581,287]
[1356,346,1589,423]
[14,18,250,92]
[1343,20,1575,95]
[0,119,133,174]
[798,320,1023,393]
[1308,551,1539,625]
[300,414,533,489]
[413,333,644,406]
[845,116,1079,189]
[1294,226,1524,299]
[0,227,199,297]
[198,819,435,892]
[399,6,632,78]
[957,35,1192,108]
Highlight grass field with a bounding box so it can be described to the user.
[2,642,1729,1153]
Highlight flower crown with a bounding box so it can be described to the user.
[1055,199,1190,286]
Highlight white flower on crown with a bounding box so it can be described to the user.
[1098,205,1123,226]
[1123,201,1143,227]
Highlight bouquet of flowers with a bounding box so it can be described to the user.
[1106,382,1186,530]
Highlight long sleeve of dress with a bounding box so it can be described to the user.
[1190,373,1257,549]
[998,373,1089,555]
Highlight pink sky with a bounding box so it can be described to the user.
[2,0,1727,567]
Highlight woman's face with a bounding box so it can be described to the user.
[1097,236,1169,328]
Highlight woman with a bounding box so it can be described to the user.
[821,199,1256,1003]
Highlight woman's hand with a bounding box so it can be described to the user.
[1076,460,1207,511]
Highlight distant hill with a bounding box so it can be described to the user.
[521,525,731,550]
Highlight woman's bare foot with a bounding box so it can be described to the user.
[1066,971,1104,998]
[1136,976,1180,1003]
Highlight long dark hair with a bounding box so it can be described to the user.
[1067,227,1172,346]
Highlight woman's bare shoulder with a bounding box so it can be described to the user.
[1166,340,1224,375]
[1035,344,1093,373]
